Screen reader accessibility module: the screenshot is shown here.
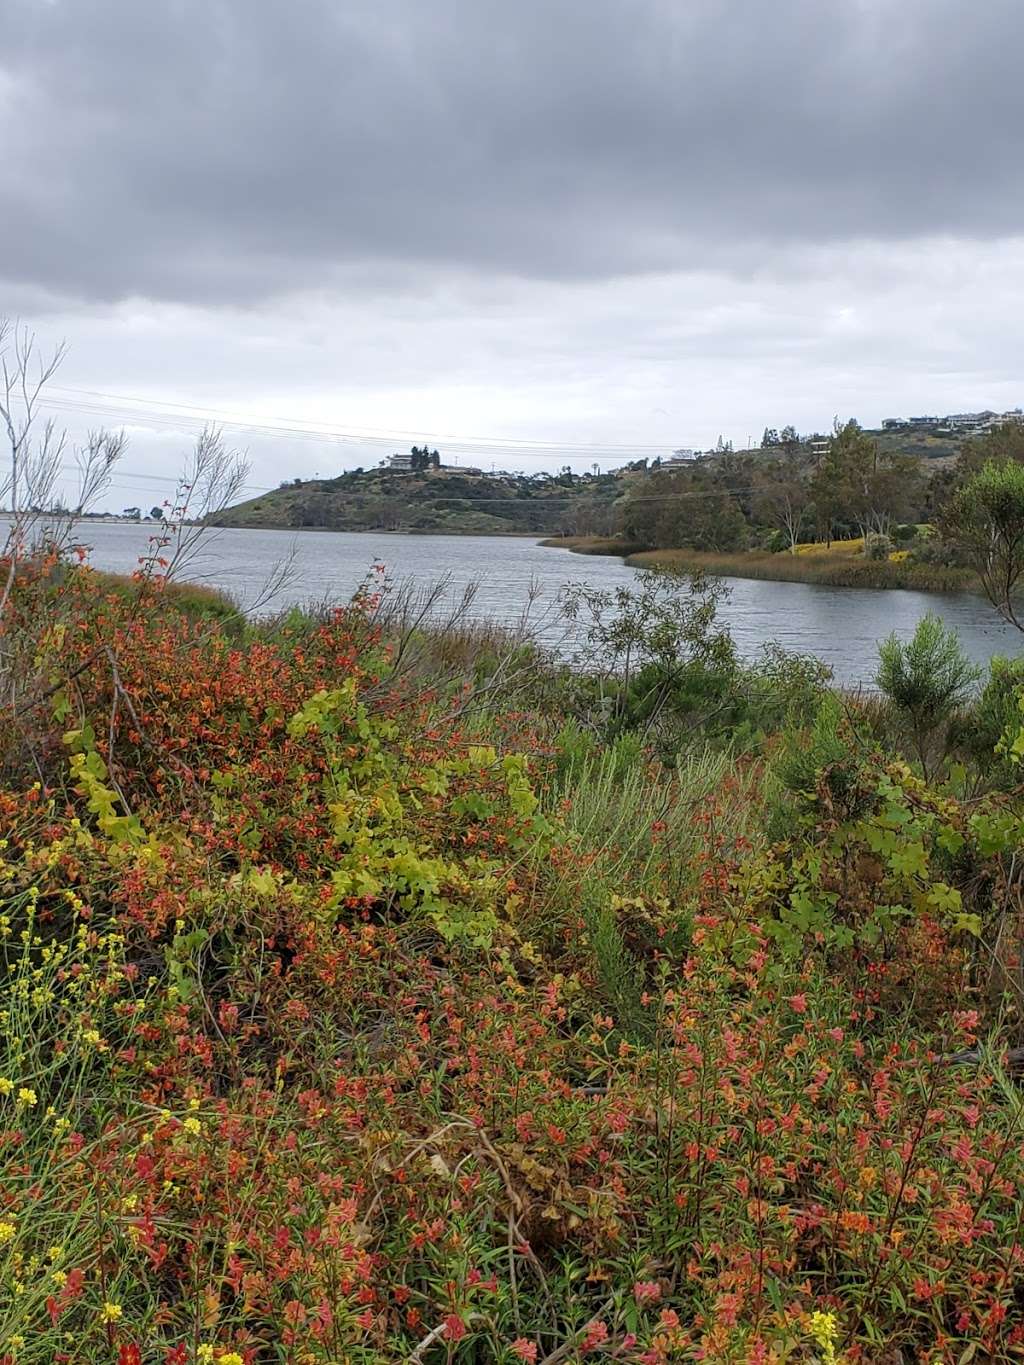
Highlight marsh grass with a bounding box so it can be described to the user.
[624,544,975,591]
[541,532,976,590]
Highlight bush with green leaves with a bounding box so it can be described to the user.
[743,642,832,734]
[560,569,738,743]
[771,693,869,838]
[950,654,1024,788]
[876,614,980,776]
[863,532,894,560]
[891,522,919,544]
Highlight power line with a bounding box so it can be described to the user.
[95,484,763,508]
[36,448,761,502]
[39,384,709,462]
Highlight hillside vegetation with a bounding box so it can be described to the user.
[6,522,1024,1358]
[211,466,623,537]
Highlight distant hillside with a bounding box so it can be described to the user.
[732,426,963,464]
[213,425,974,537]
[872,427,962,461]
[211,465,627,536]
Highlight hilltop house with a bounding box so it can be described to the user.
[664,448,698,466]
[946,411,997,432]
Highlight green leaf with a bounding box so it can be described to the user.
[936,825,966,856]
[952,912,983,938]
[926,882,962,916]
[887,841,928,879]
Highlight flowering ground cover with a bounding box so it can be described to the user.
[3,563,1024,1362]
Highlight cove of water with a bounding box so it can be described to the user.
[50,521,1022,689]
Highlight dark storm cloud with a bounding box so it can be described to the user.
[2,0,1023,306]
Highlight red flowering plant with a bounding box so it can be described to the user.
[3,551,1024,1361]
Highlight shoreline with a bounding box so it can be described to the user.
[207,522,542,537]
[539,535,977,594]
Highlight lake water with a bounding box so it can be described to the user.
[55,520,1023,689]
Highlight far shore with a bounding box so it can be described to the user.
[539,535,978,594]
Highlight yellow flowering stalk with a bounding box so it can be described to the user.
[808,1310,841,1364]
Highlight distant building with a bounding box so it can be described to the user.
[947,411,996,431]
[879,411,1023,436]
[386,452,414,471]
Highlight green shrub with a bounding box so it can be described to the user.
[864,532,894,560]
[770,695,869,837]
[951,654,1024,787]
[744,643,833,734]
[876,615,980,776]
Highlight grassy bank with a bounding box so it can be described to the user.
[3,557,1024,1359]
[544,533,976,590]
[538,534,647,556]
[88,567,241,619]
[625,544,976,591]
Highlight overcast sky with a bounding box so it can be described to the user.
[3,0,1024,504]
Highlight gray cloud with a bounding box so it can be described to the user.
[3,0,1024,305]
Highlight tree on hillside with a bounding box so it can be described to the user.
[953,419,1024,480]
[652,487,747,552]
[808,431,849,547]
[753,456,809,553]
[942,460,1024,630]
[761,427,780,448]
[928,421,1024,525]
[410,445,441,470]
[843,441,924,538]
[780,424,799,448]
[811,418,924,544]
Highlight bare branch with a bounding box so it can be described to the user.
[141,425,250,583]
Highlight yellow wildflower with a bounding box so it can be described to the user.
[100,1301,123,1323]
[0,1078,12,1095]
[221,1354,244,1365]
[0,1220,16,1244]
[16,1088,37,1108]
[808,1310,839,1364]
